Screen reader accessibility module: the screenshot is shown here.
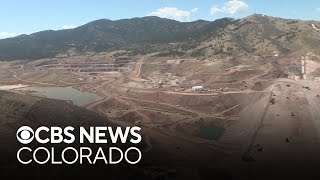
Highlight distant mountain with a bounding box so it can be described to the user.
[0,15,319,61]
[195,14,320,57]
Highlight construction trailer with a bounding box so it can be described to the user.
[192,86,204,92]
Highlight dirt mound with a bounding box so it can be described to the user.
[120,111,143,123]
[95,98,131,111]
[189,70,263,83]
[251,81,273,91]
[159,92,268,115]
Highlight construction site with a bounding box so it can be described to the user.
[1,51,320,178]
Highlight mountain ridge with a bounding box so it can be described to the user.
[0,14,319,61]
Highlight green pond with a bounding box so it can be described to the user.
[198,126,225,140]
[19,86,102,106]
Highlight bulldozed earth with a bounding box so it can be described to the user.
[1,52,320,179]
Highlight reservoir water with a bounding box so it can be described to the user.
[198,126,225,140]
[19,86,101,106]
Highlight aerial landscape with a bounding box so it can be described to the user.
[0,0,320,179]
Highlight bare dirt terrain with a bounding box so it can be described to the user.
[1,52,320,178]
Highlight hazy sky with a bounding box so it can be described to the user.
[0,0,319,39]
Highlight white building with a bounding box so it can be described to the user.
[192,86,204,92]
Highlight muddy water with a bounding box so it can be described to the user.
[19,86,101,106]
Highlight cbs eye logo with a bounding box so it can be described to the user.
[16,126,34,144]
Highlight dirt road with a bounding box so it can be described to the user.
[243,79,320,178]
[302,80,320,139]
